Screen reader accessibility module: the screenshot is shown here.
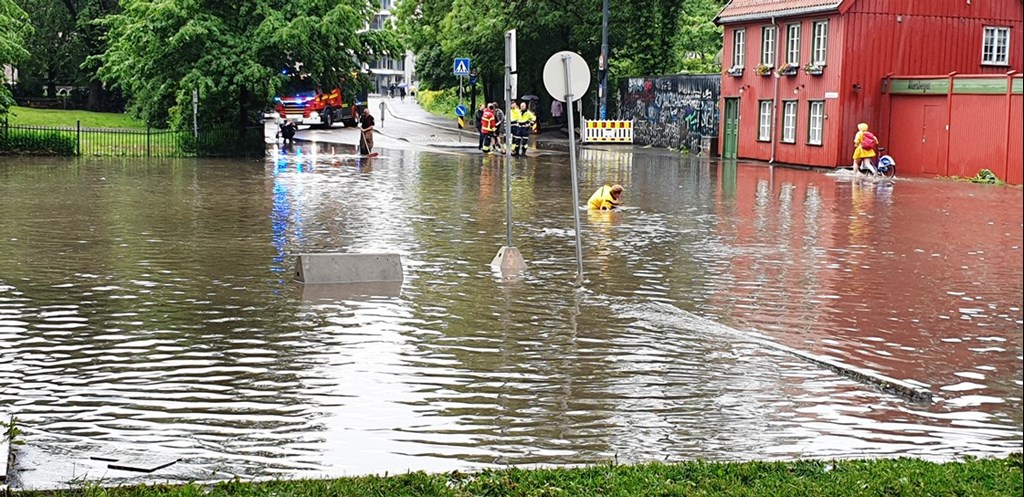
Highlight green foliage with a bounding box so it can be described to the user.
[10,456,1023,496]
[97,0,398,131]
[970,169,1004,185]
[0,126,77,155]
[3,416,26,445]
[1,0,33,115]
[396,0,725,117]
[13,0,90,96]
[417,87,461,119]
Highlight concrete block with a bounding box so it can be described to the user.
[298,281,402,301]
[295,253,403,285]
[490,246,527,272]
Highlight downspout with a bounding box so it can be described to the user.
[769,16,781,164]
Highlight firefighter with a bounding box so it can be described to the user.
[480,104,497,153]
[509,101,523,156]
[513,101,536,157]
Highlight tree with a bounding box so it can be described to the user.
[673,0,725,73]
[15,0,89,99]
[1,0,32,116]
[98,0,397,130]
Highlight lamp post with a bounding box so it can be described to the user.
[598,0,609,120]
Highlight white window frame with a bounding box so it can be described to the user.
[982,26,1011,66]
[782,101,798,143]
[808,101,824,145]
[786,24,801,65]
[811,21,829,65]
[761,26,777,66]
[758,100,773,141]
[732,29,746,68]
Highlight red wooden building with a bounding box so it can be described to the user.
[715,0,1024,184]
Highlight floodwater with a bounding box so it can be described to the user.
[1,145,1021,489]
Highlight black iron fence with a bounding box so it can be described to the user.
[0,121,264,158]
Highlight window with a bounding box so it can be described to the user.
[811,21,828,65]
[808,101,824,145]
[786,24,801,65]
[761,26,777,66]
[782,101,798,143]
[758,100,773,141]
[982,26,1010,65]
[732,29,746,68]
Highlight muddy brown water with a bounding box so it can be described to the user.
[1,145,1021,489]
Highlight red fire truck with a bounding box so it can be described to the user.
[273,76,367,128]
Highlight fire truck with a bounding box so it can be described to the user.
[273,76,368,128]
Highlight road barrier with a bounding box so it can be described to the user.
[582,120,633,144]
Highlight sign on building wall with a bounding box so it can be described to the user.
[619,74,721,152]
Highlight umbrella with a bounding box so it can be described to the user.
[397,83,409,89]
[519,95,540,101]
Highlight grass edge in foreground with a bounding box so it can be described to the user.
[12,454,1023,496]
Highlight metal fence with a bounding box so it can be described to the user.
[0,121,264,158]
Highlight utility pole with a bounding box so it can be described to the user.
[598,0,609,120]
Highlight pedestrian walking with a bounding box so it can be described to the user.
[399,85,407,102]
[852,122,879,176]
[551,99,564,127]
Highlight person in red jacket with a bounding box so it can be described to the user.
[480,104,497,153]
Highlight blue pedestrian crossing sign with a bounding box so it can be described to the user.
[453,58,471,76]
[455,104,468,117]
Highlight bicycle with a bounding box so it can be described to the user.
[859,146,896,179]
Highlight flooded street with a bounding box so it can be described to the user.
[1,145,1021,489]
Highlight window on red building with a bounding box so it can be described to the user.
[786,24,801,65]
[811,21,829,65]
[808,101,824,145]
[982,26,1011,65]
[761,26,777,66]
[782,101,798,143]
[732,29,746,68]
[759,100,773,141]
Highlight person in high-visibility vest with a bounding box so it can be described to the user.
[480,104,496,153]
[513,102,536,157]
[509,103,523,155]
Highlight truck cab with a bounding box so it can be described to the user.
[274,76,367,128]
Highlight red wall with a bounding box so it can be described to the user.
[949,94,1007,180]
[1007,94,1024,185]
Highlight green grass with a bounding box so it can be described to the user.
[6,106,147,129]
[13,454,1022,496]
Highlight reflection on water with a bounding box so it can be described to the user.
[0,148,1021,489]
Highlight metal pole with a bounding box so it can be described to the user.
[504,35,514,248]
[459,75,463,143]
[192,89,199,138]
[599,0,609,120]
[563,55,584,283]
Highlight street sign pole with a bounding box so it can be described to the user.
[563,54,584,284]
[490,29,526,274]
[458,75,463,143]
[543,51,590,285]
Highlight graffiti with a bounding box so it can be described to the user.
[619,74,721,153]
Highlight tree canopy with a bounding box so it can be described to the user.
[396,0,725,113]
[97,0,397,129]
[1,0,32,116]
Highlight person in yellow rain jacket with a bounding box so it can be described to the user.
[512,102,536,157]
[588,184,623,210]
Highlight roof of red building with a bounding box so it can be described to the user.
[716,0,844,24]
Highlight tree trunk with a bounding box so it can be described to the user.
[87,79,104,111]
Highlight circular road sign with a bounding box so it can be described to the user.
[543,51,590,103]
[455,104,468,117]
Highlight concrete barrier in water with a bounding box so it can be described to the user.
[751,338,934,403]
[1,412,11,485]
[294,253,403,285]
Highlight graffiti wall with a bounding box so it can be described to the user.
[619,74,720,153]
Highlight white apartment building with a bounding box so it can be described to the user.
[368,0,416,95]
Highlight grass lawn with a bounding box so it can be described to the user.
[5,106,146,129]
[12,455,1022,496]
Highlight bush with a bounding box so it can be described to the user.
[0,127,77,155]
[416,87,461,119]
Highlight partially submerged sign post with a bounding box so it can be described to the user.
[492,29,527,273]
[543,51,590,284]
